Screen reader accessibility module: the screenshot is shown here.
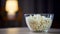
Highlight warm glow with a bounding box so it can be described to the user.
[5,0,18,16]
[7,28,19,34]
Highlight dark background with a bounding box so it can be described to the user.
[0,0,60,28]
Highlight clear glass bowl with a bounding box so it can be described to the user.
[24,14,54,32]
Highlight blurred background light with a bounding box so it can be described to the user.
[5,0,18,19]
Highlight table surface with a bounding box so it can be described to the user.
[0,27,60,34]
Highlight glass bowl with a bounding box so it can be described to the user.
[24,14,54,32]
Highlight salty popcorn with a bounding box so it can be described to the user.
[26,14,52,31]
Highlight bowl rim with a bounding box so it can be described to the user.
[24,13,54,16]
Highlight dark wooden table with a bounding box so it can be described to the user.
[0,27,60,34]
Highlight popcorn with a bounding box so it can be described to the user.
[26,14,52,31]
